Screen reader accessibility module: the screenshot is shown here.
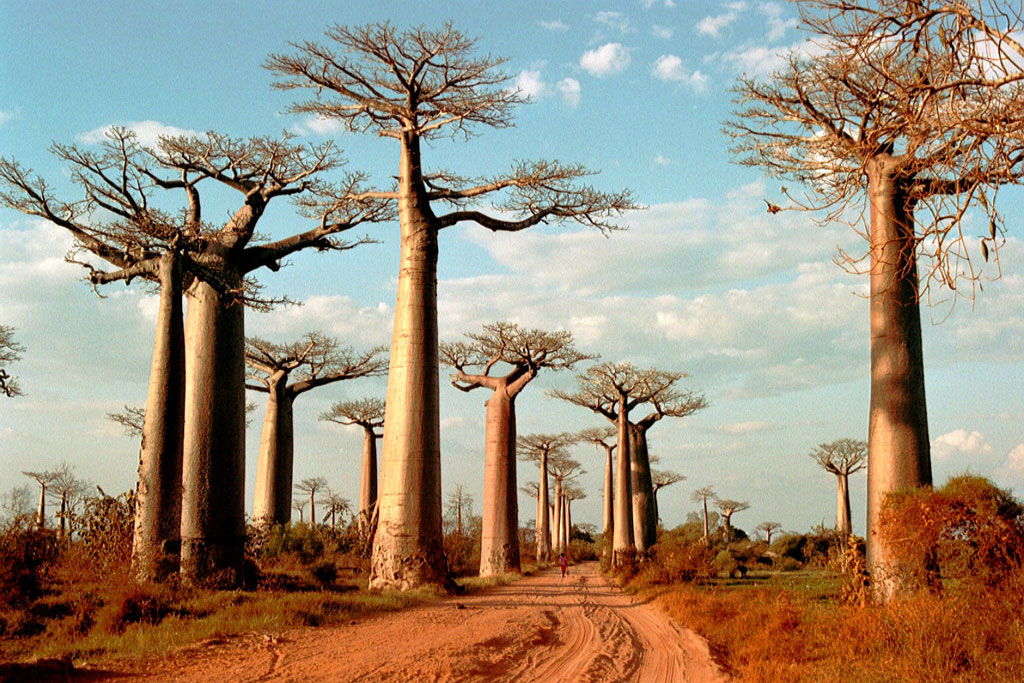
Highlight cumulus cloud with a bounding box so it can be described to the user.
[0,110,13,126]
[77,120,201,147]
[652,54,708,91]
[580,43,631,77]
[538,20,568,31]
[652,24,673,39]
[932,429,992,460]
[1003,444,1024,473]
[696,3,745,38]
[556,78,581,107]
[758,1,798,41]
[291,115,347,136]
[514,70,547,99]
[654,154,670,165]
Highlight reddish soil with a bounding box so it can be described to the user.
[84,562,726,682]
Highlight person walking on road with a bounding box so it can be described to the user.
[559,552,568,578]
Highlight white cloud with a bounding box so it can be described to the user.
[932,429,992,460]
[652,55,708,91]
[697,10,741,38]
[719,38,818,76]
[758,2,798,42]
[0,110,12,126]
[77,120,201,147]
[291,115,347,136]
[595,11,630,33]
[556,78,581,107]
[652,25,673,39]
[538,20,568,31]
[654,154,670,166]
[1003,444,1024,473]
[580,43,631,77]
[514,70,547,99]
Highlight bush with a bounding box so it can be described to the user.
[878,475,1024,591]
[0,526,60,608]
[635,536,715,586]
[77,491,134,574]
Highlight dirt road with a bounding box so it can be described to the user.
[103,562,726,682]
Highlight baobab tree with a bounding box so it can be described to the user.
[247,334,386,526]
[319,398,385,532]
[518,432,577,562]
[691,486,717,542]
[810,438,868,536]
[294,477,327,527]
[268,23,637,590]
[444,485,474,541]
[554,363,705,563]
[716,499,750,543]
[23,470,57,529]
[440,322,590,576]
[576,426,617,537]
[321,489,350,530]
[651,466,686,525]
[50,464,89,541]
[1,128,389,585]
[725,0,1024,595]
[292,498,307,525]
[0,325,23,398]
[549,454,583,556]
[563,484,586,548]
[756,521,782,546]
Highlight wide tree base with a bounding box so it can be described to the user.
[369,545,455,593]
[180,537,245,588]
[479,544,521,577]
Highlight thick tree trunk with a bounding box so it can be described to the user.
[836,473,852,536]
[180,277,247,586]
[552,479,563,555]
[603,446,614,538]
[864,163,931,601]
[723,513,733,543]
[252,377,293,526]
[479,391,520,576]
[562,496,571,549]
[629,423,657,556]
[131,251,186,582]
[370,134,449,591]
[358,425,378,533]
[34,485,46,529]
[536,451,551,562]
[612,400,635,567]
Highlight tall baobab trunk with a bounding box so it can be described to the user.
[358,425,379,533]
[35,483,46,529]
[612,398,634,566]
[722,513,733,543]
[836,473,852,536]
[132,251,186,581]
[552,479,563,554]
[371,134,448,590]
[536,451,551,562]
[702,496,710,541]
[864,163,931,600]
[180,277,247,585]
[479,392,520,575]
[549,504,556,550]
[629,423,657,556]
[58,493,68,540]
[603,445,614,538]
[562,496,571,550]
[252,375,294,526]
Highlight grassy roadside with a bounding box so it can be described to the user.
[1,563,541,668]
[624,570,1024,682]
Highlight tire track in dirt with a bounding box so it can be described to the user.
[100,562,725,682]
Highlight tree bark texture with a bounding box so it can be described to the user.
[836,473,852,536]
[358,425,379,533]
[628,423,657,555]
[479,391,521,576]
[612,400,635,566]
[131,251,186,582]
[180,277,247,586]
[552,480,563,555]
[370,134,449,590]
[252,376,294,526]
[864,161,932,600]
[536,450,551,562]
[603,445,614,538]
[35,484,46,529]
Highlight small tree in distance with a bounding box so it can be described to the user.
[294,477,327,528]
[810,438,867,536]
[716,499,750,543]
[756,521,782,546]
[319,398,385,533]
[691,487,716,542]
[0,325,24,398]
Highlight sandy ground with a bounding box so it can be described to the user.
[82,562,726,682]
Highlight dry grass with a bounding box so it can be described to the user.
[636,571,1024,682]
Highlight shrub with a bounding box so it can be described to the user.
[77,491,134,574]
[0,526,60,608]
[878,475,1024,591]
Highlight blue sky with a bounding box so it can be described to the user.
[1,0,1022,538]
